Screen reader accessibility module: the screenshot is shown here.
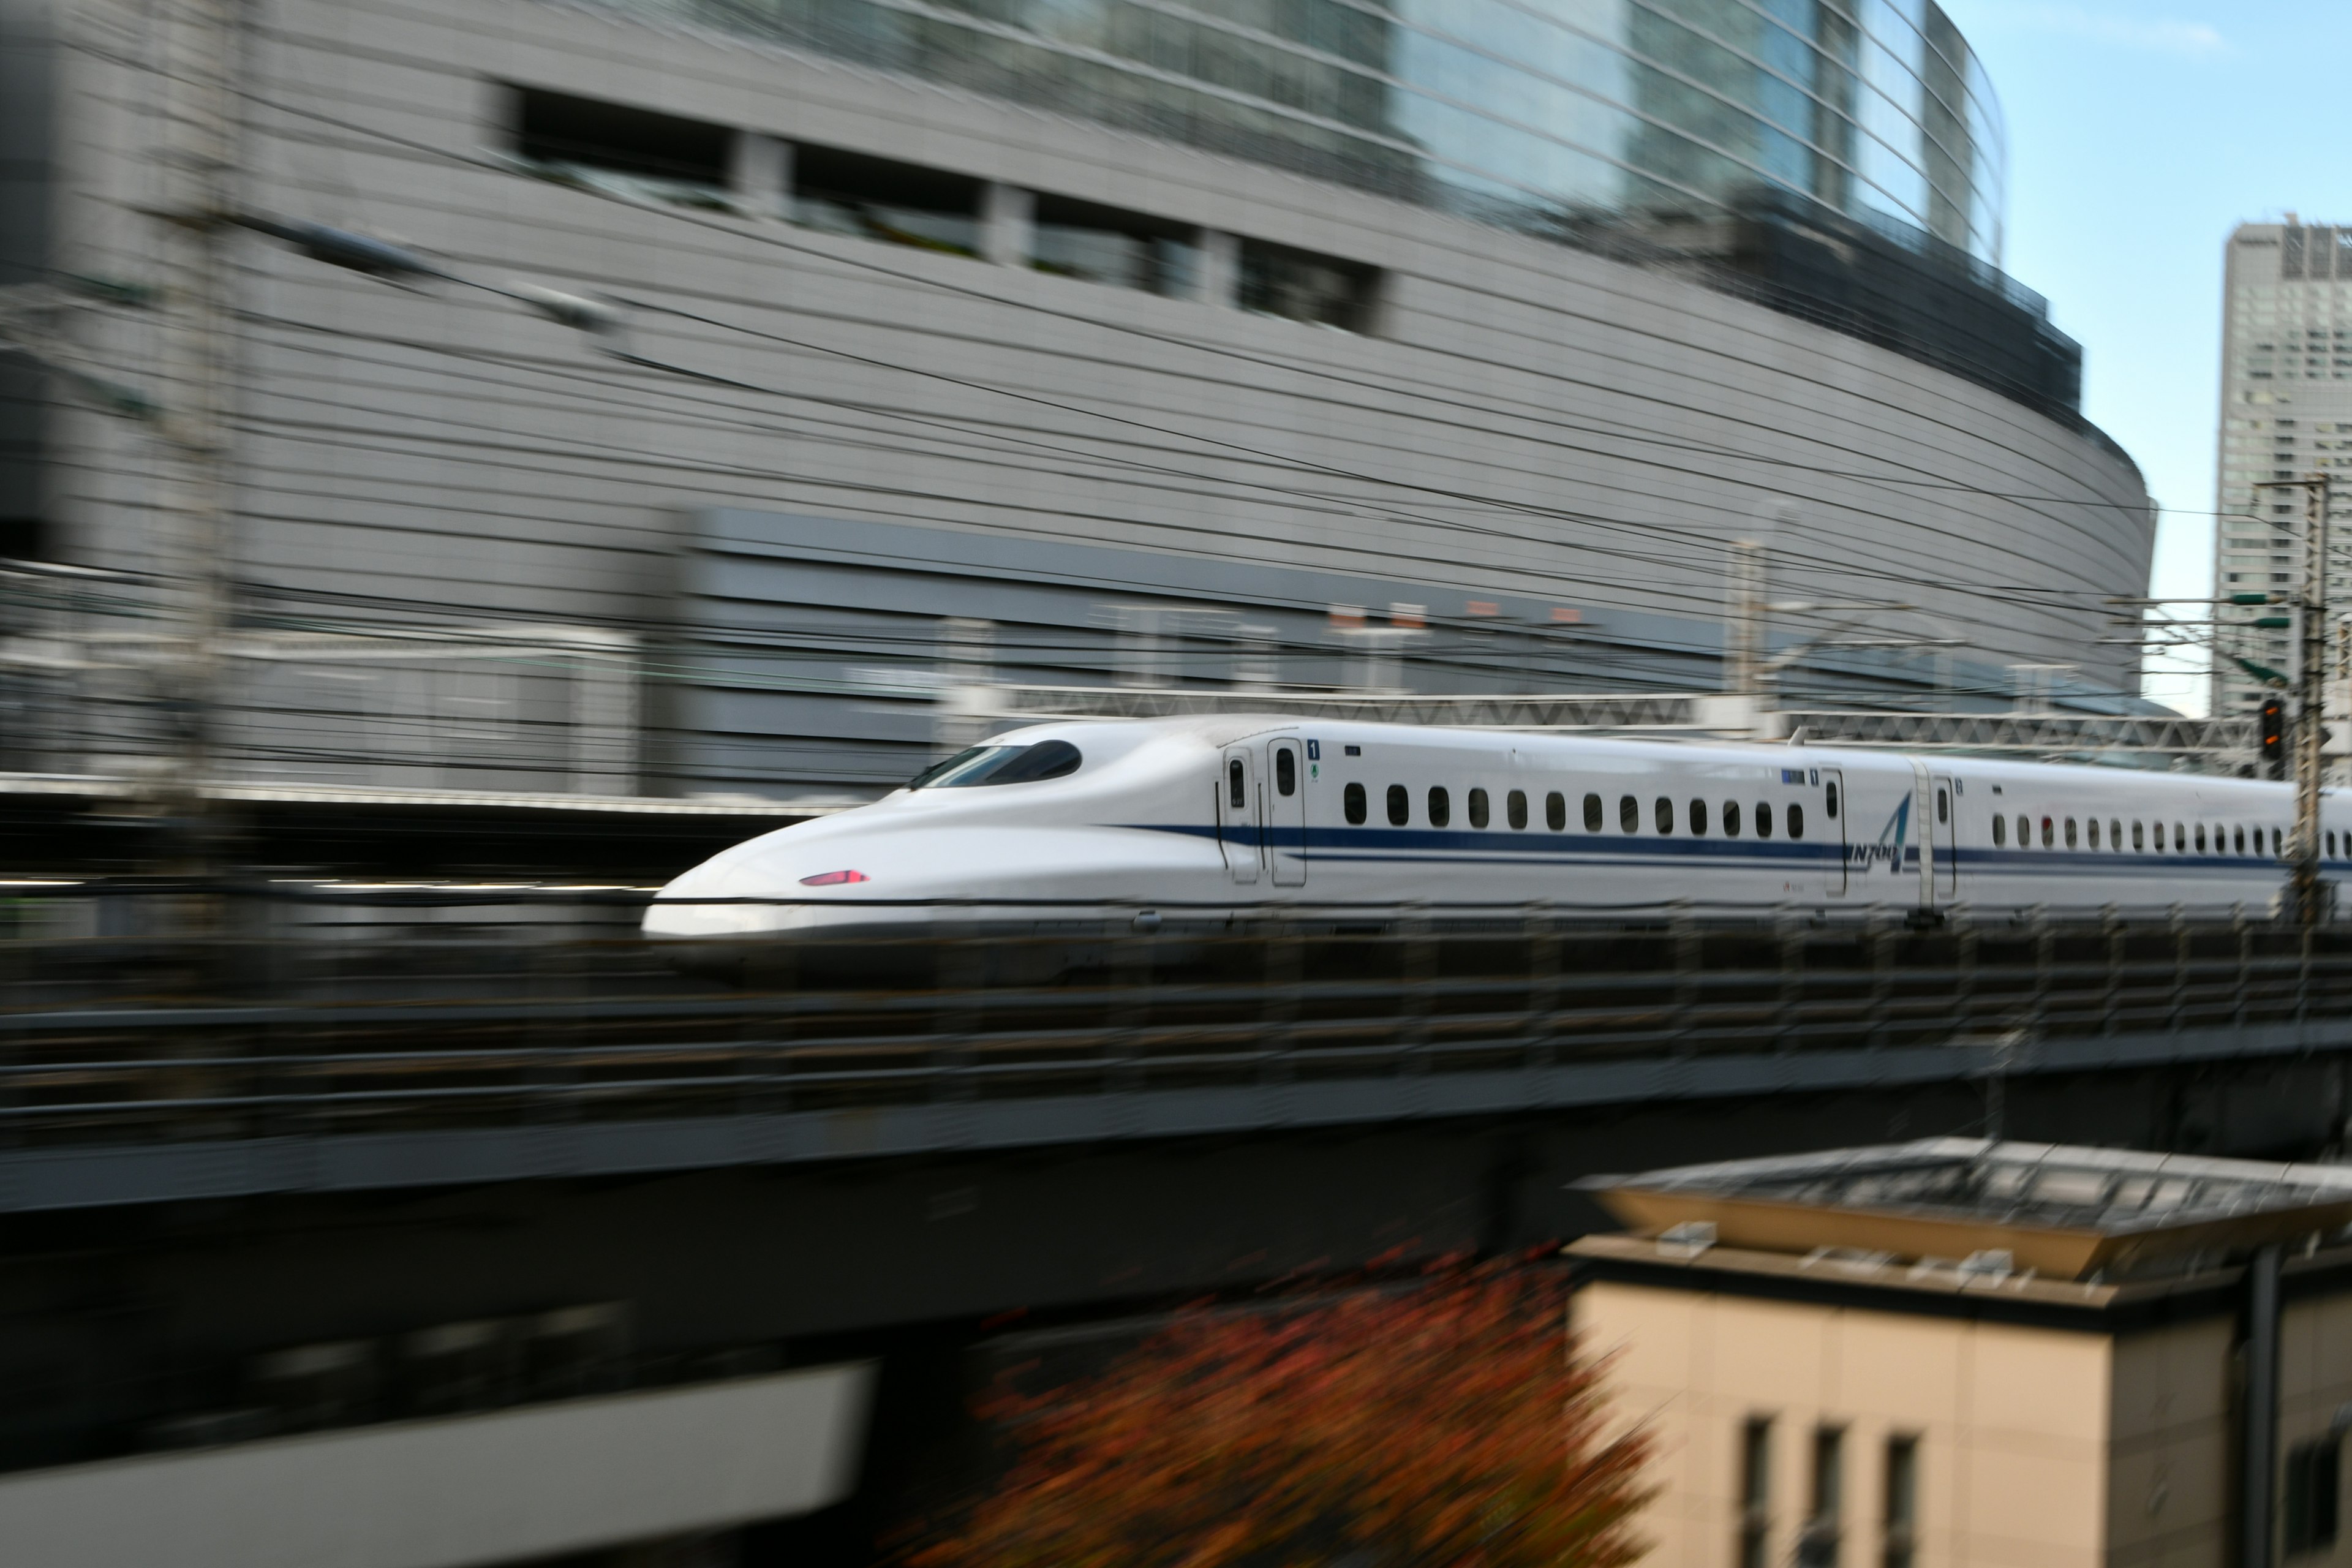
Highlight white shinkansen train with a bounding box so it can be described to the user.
[642,716,2352,941]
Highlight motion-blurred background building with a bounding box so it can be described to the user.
[1,0,2154,807]
[2211,219,2352,721]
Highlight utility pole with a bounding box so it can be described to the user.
[2261,475,2334,924]
[152,0,245,872]
[1723,538,1766,710]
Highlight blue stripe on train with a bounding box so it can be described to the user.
[1118,823,2306,877]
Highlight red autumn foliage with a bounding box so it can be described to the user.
[905,1255,1652,1568]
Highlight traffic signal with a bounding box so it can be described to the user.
[2261,698,2286,769]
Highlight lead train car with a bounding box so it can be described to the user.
[642,716,2350,941]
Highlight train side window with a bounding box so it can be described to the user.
[1229,760,1246,809]
[2275,827,2285,856]
[2195,824,2206,853]
[1619,794,1639,833]
[1654,796,1673,834]
[2040,816,2054,849]
[2332,831,2340,858]
[1275,748,1296,796]
[1468,788,1489,829]
[2111,818,2122,850]
[2234,826,2245,854]
[2175,823,2186,851]
[1507,789,1528,830]
[1428,786,1451,828]
[1825,780,1839,819]
[1689,798,1708,835]
[1936,787,1948,824]
[2065,818,2078,849]
[1579,793,1598,831]
[1787,804,1804,839]
[2016,814,2029,847]
[1344,782,1366,825]
[1724,801,1742,837]
[1992,815,2006,847]
[1756,802,1773,839]
[1551,791,1570,832]
[2133,821,2144,851]
[1386,784,1409,826]
[2087,819,2100,849]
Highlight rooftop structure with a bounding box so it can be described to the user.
[1572,1141,2352,1568]
[1583,1137,2352,1280]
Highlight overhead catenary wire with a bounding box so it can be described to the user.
[227,292,2143,632]
[170,50,2182,536]
[47,28,2203,712]
[66,31,2178,598]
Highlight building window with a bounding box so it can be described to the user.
[1237,239,1379,332]
[796,145,983,256]
[511,86,732,195]
[1031,195,1197,296]
[1882,1436,1918,1568]
[1799,1426,1844,1568]
[2286,1436,2340,1556]
[1738,1417,1773,1568]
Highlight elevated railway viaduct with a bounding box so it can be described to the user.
[2,899,2347,1561]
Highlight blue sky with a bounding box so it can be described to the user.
[1935,0,2351,712]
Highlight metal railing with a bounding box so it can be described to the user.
[1,891,2349,1148]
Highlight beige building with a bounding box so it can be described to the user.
[1570,1140,2352,1568]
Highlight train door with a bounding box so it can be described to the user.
[1218,745,1262,884]
[1819,767,1849,895]
[1932,774,1958,898]
[1267,739,1307,887]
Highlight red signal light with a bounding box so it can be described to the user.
[798,870,870,886]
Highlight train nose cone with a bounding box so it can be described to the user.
[642,851,792,938]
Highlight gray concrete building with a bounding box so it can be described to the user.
[2,0,2155,802]
[2211,218,2352,720]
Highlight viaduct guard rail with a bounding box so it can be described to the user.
[0,892,2349,1210]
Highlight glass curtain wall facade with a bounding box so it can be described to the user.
[617,0,2005,264]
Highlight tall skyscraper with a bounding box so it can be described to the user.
[2213,218,2352,716]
